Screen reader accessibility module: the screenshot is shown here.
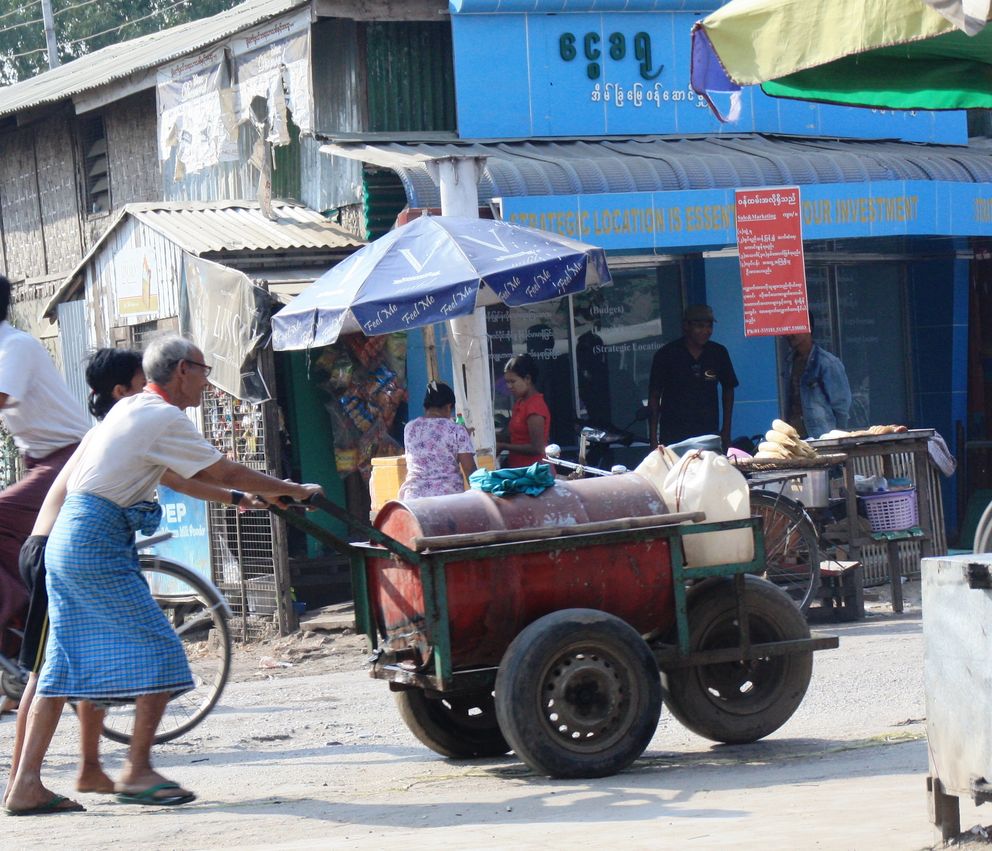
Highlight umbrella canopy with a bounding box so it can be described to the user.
[691,0,992,119]
[271,215,611,351]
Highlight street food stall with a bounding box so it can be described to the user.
[807,429,947,612]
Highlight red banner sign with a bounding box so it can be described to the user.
[735,187,810,337]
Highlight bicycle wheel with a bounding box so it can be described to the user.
[100,556,232,745]
[749,491,820,612]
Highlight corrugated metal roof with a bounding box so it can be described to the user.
[129,200,363,253]
[46,200,364,317]
[320,135,992,208]
[0,0,310,120]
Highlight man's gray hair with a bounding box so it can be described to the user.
[143,334,198,384]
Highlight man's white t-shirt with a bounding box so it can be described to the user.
[0,321,88,459]
[67,391,222,506]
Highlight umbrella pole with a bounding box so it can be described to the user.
[423,325,440,382]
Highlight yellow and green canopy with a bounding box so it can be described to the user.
[691,0,992,118]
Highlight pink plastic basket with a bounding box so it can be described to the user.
[859,488,918,532]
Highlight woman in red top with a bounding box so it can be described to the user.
[496,354,551,468]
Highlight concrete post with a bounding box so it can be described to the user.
[427,156,496,459]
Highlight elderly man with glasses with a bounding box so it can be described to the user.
[5,334,322,816]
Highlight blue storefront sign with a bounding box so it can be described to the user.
[501,181,992,251]
[451,9,966,144]
[144,484,212,584]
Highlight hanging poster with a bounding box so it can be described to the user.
[735,187,811,337]
[156,47,239,179]
[230,9,313,139]
[114,246,160,317]
[181,254,271,403]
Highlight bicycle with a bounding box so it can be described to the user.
[0,534,233,745]
[741,455,849,613]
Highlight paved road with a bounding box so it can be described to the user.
[1,597,984,849]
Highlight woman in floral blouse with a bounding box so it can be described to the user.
[398,381,476,499]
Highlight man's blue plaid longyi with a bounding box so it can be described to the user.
[38,492,194,701]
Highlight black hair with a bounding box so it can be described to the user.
[0,275,10,323]
[423,380,456,409]
[86,347,143,420]
[504,353,538,382]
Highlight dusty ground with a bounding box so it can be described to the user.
[2,578,986,849]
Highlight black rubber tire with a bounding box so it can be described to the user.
[750,490,821,612]
[395,688,510,759]
[100,556,232,745]
[1,669,26,702]
[661,575,813,744]
[494,608,662,779]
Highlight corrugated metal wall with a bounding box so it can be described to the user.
[83,217,184,345]
[363,168,408,239]
[57,299,92,419]
[365,21,456,132]
[310,17,365,211]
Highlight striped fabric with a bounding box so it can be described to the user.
[37,492,193,701]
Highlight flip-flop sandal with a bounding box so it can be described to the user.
[115,782,196,807]
[5,794,86,816]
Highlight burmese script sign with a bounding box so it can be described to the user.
[735,187,810,337]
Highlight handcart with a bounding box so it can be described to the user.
[274,480,838,779]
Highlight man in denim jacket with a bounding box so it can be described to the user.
[784,329,852,439]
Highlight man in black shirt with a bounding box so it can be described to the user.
[648,304,739,449]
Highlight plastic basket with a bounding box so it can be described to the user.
[859,488,918,532]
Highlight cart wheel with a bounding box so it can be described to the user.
[495,608,661,779]
[395,688,510,759]
[661,575,813,744]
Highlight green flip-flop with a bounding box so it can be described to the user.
[5,794,86,816]
[115,782,196,807]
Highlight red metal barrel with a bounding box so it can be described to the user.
[371,474,676,670]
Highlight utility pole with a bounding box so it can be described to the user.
[40,0,59,70]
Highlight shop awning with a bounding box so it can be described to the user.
[320,135,992,249]
[320,135,992,209]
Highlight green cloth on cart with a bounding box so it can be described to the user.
[469,463,555,497]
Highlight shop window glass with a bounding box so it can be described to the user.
[797,264,909,430]
[485,262,684,451]
[571,265,682,439]
[835,265,909,427]
[487,300,574,447]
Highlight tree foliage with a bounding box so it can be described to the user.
[0,0,242,85]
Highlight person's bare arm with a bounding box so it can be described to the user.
[191,456,321,502]
[458,452,477,480]
[161,469,264,509]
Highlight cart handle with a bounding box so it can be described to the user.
[264,493,423,564]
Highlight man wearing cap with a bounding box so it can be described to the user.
[648,304,739,449]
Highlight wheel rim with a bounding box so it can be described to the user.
[693,611,788,717]
[537,643,639,753]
